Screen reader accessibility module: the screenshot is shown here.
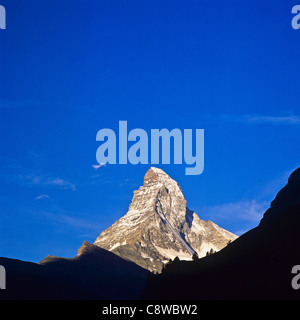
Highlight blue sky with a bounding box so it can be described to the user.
[0,0,299,262]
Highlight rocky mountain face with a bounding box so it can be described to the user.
[94,167,237,272]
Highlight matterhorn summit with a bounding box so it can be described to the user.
[94,167,237,272]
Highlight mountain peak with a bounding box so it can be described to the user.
[94,167,237,272]
[143,167,162,186]
[143,167,184,201]
[77,240,98,256]
[144,167,176,186]
[149,166,164,174]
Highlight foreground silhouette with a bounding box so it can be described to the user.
[142,168,300,299]
[0,241,147,299]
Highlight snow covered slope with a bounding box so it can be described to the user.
[94,167,237,272]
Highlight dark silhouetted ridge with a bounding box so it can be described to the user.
[142,167,300,300]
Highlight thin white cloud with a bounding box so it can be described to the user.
[243,114,300,124]
[260,166,299,199]
[92,163,106,169]
[17,174,77,191]
[220,114,300,125]
[44,178,77,191]
[35,194,49,200]
[7,172,77,191]
[41,211,99,230]
[234,229,251,237]
[199,199,269,223]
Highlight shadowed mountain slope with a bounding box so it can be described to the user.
[0,241,147,300]
[143,167,300,300]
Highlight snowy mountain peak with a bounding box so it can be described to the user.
[143,167,185,203]
[94,167,238,272]
[144,167,180,189]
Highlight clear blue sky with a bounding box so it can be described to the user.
[0,0,299,262]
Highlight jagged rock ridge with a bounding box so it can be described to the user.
[94,167,237,272]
